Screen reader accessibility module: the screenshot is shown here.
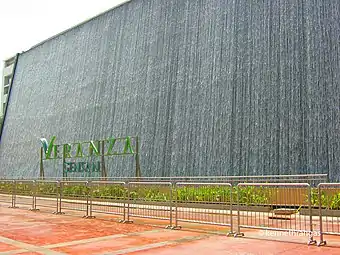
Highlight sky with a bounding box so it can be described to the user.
[0,0,126,69]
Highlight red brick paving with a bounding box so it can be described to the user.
[130,235,340,255]
[1,206,340,254]
[0,242,18,252]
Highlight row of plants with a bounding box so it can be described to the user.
[0,182,12,193]
[3,182,270,205]
[310,188,340,210]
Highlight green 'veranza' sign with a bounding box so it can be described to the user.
[40,136,135,160]
[38,136,140,178]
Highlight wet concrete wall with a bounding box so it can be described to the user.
[0,0,339,180]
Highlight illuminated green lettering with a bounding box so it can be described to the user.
[75,143,83,158]
[40,136,56,159]
[123,136,134,154]
[64,162,70,172]
[89,141,100,156]
[83,162,89,172]
[92,161,101,172]
[53,145,60,159]
[106,137,116,155]
[77,162,83,172]
[63,144,72,158]
[67,162,75,172]
[41,136,136,162]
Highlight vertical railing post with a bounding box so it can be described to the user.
[308,185,317,245]
[122,182,133,223]
[31,181,35,210]
[54,181,59,214]
[54,181,64,215]
[227,184,234,236]
[58,181,61,214]
[32,180,36,210]
[11,180,15,208]
[175,182,178,228]
[13,180,16,208]
[172,182,181,230]
[89,181,94,218]
[9,180,18,208]
[84,181,95,219]
[167,183,173,229]
[318,184,326,246]
[234,185,244,237]
[123,182,126,222]
[29,180,39,211]
[127,182,130,222]
[59,181,65,214]
[84,181,89,217]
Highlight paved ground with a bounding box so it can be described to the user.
[1,206,340,254]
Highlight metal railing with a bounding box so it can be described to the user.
[59,181,88,214]
[235,183,317,245]
[35,180,59,213]
[90,181,126,220]
[2,179,340,247]
[125,182,173,228]
[317,183,340,246]
[174,182,234,234]
[0,180,14,206]
[15,180,35,210]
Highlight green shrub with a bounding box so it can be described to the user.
[16,183,33,195]
[130,186,169,202]
[37,183,58,195]
[62,185,89,197]
[234,186,271,206]
[310,188,340,210]
[0,182,13,193]
[91,185,127,199]
[176,186,231,203]
[330,193,340,210]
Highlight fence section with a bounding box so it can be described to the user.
[35,181,59,213]
[15,180,35,210]
[235,183,317,245]
[317,183,340,246]
[90,181,126,220]
[0,180,14,206]
[59,181,88,215]
[125,182,173,228]
[174,182,233,233]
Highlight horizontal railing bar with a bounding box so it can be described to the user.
[318,183,340,187]
[128,182,172,185]
[237,182,310,187]
[238,225,313,233]
[176,182,232,186]
[60,181,88,184]
[91,181,126,185]
[35,181,59,183]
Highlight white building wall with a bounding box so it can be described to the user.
[0,79,3,118]
[0,56,15,118]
